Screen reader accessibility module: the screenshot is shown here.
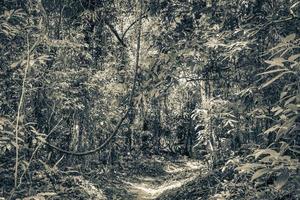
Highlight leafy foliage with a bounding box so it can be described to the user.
[0,0,299,199]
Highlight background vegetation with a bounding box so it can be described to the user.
[0,0,299,199]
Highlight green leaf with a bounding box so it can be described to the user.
[251,168,270,181]
[282,34,296,43]
[264,125,279,135]
[265,58,285,67]
[274,170,289,190]
[274,108,283,116]
[286,103,298,111]
[260,71,290,89]
[257,68,287,76]
[288,54,300,62]
[280,91,288,99]
[271,106,281,112]
[279,141,289,154]
[237,163,266,173]
[284,96,296,106]
[253,149,279,159]
[276,120,295,141]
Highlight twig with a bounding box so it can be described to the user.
[121,13,147,41]
[104,19,128,47]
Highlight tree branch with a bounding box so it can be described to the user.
[45,110,129,156]
[104,19,127,47]
[121,13,147,41]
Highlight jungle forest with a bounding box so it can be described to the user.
[0,0,299,199]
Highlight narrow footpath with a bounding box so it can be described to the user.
[82,158,207,200]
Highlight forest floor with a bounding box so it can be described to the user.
[83,156,207,200]
[120,158,206,199]
[10,155,211,200]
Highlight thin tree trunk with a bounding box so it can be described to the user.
[14,34,31,188]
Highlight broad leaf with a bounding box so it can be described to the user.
[265,58,285,67]
[288,54,300,62]
[274,170,289,190]
[282,34,296,43]
[260,71,290,89]
[253,149,279,159]
[251,168,271,181]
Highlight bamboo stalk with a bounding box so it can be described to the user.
[14,33,30,188]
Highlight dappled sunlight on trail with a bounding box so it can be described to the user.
[124,176,196,200]
[123,160,205,200]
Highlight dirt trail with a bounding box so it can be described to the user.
[74,176,107,200]
[122,159,205,200]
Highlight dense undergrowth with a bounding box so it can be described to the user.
[1,0,300,199]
